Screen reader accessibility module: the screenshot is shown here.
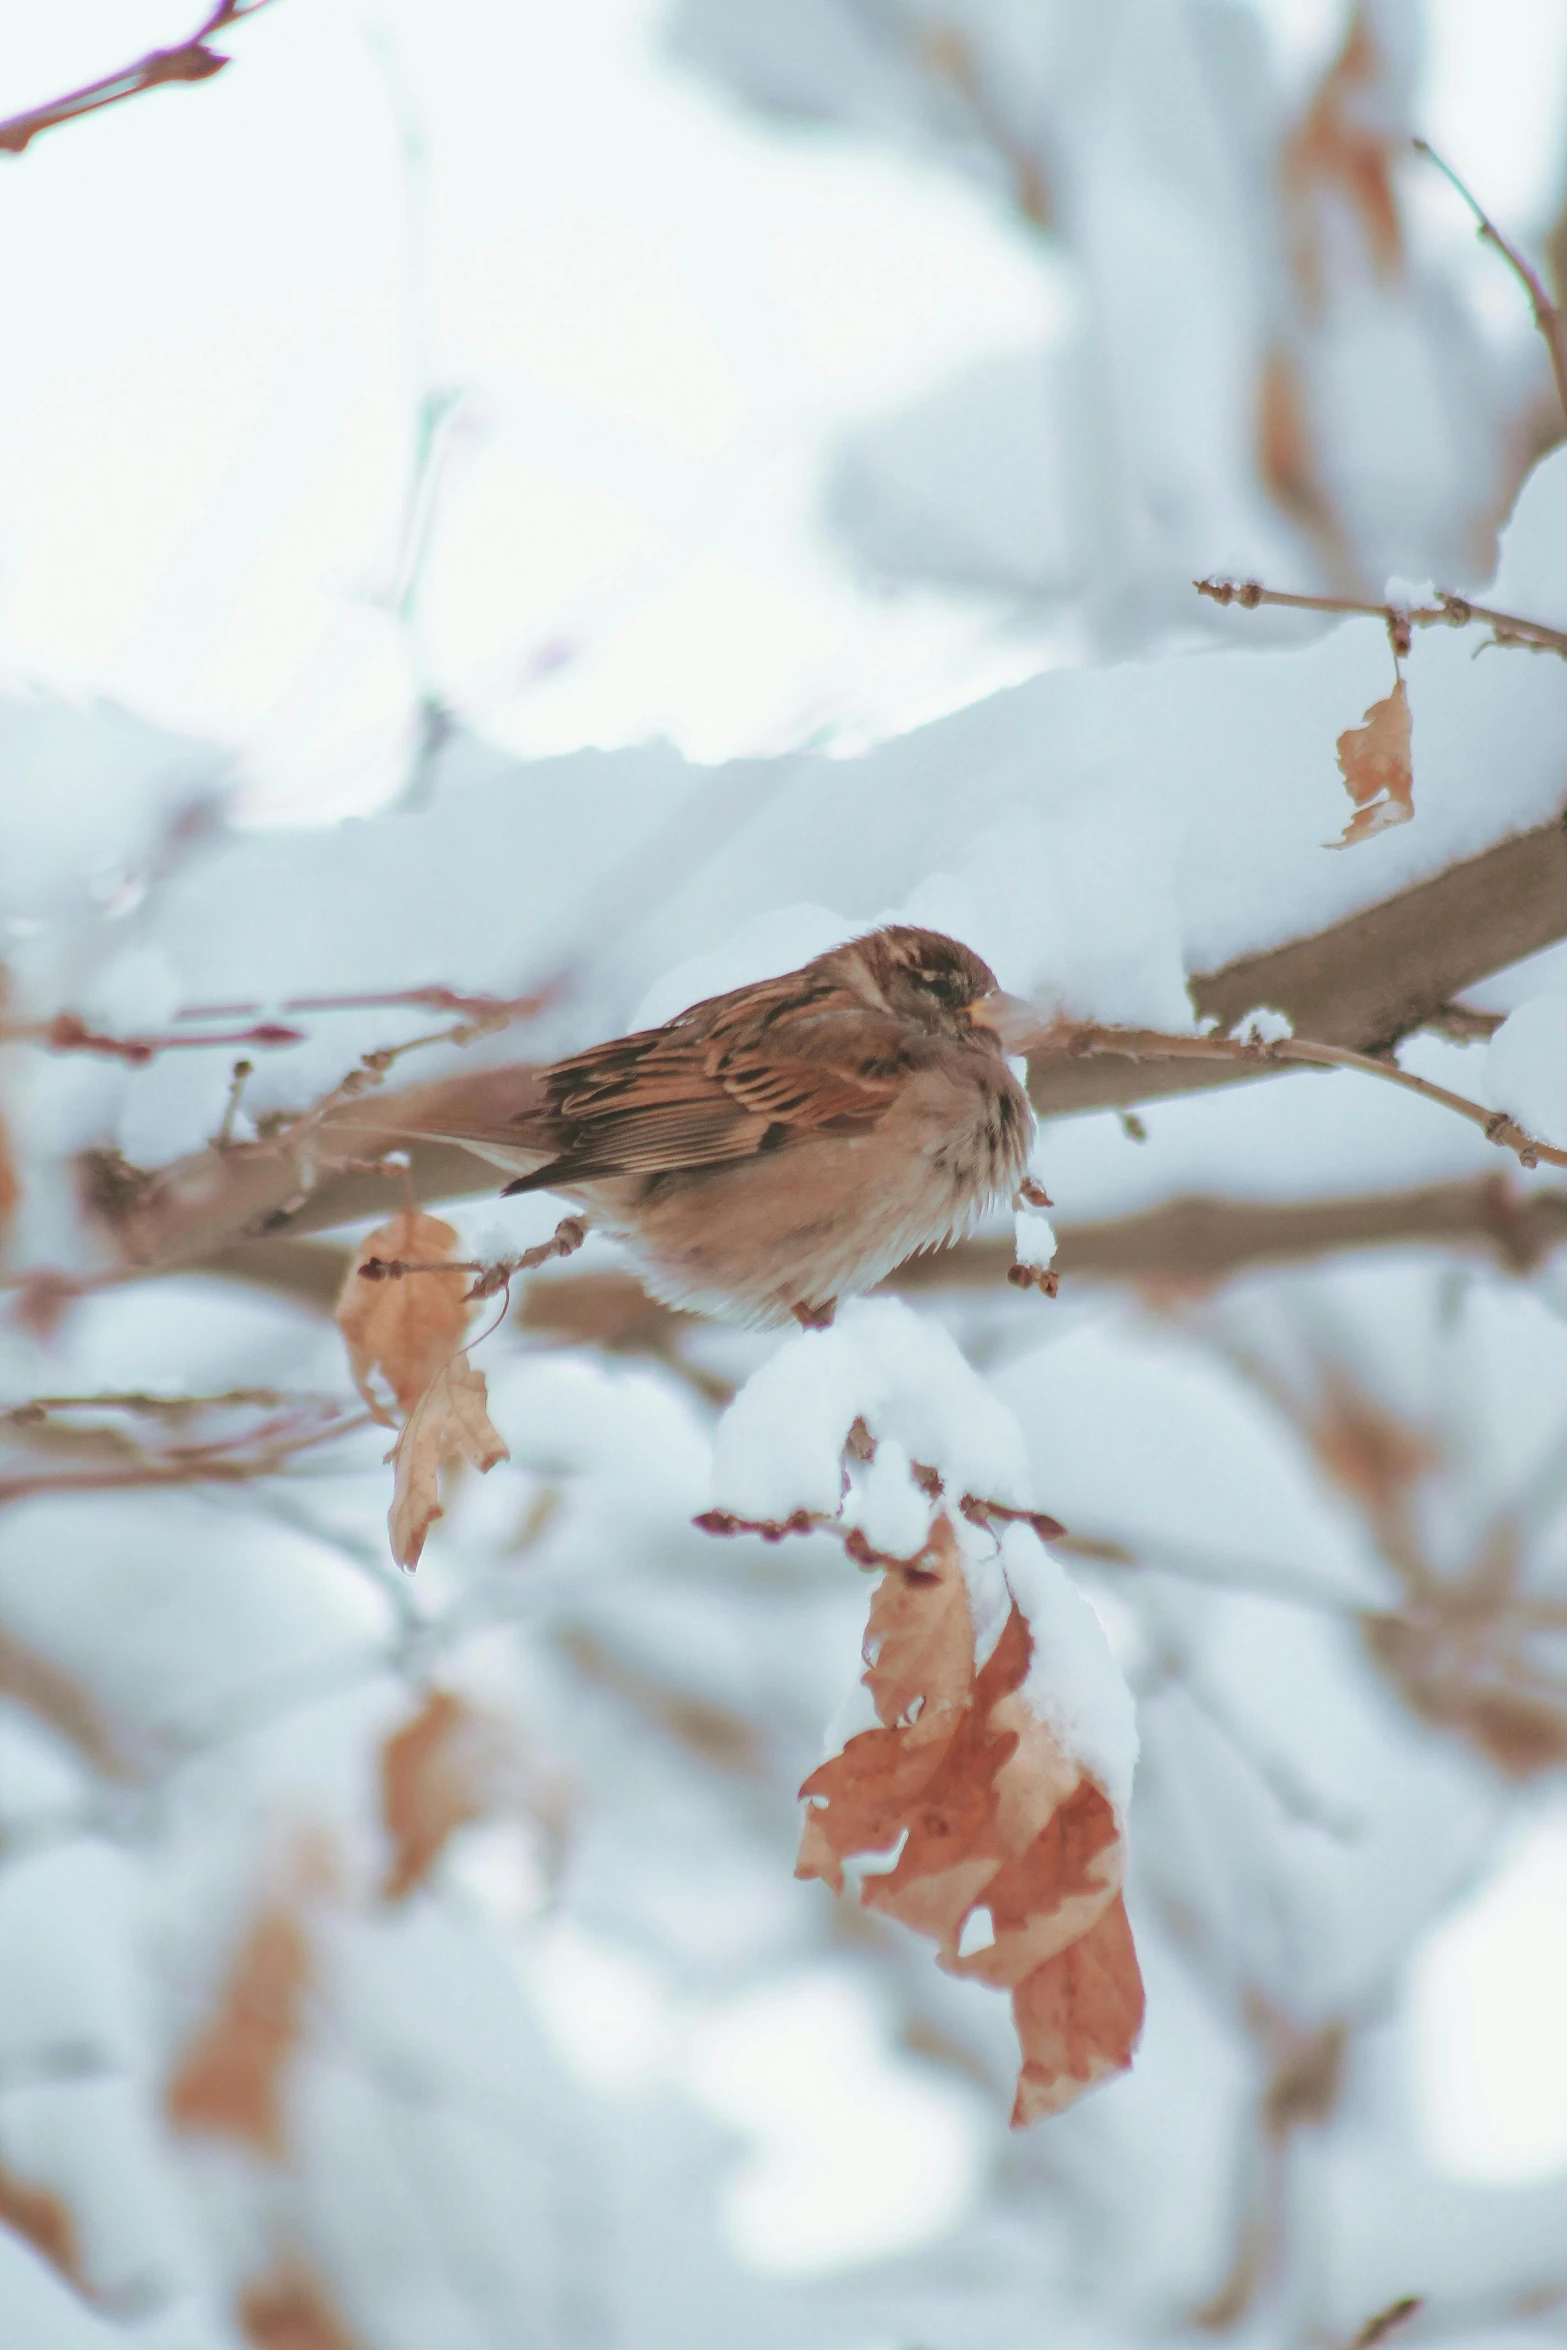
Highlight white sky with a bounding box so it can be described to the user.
[0,0,1562,826]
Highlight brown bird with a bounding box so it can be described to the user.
[425,926,1039,1328]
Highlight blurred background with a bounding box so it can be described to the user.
[2,1,1567,2344]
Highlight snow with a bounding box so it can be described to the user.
[1229,1005,1295,1044]
[710,1299,1029,1523]
[1012,1210,1058,1272]
[1000,1528,1139,1817]
[1486,993,1567,1149]
[844,1438,936,1561]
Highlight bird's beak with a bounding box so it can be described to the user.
[968,990,1042,1053]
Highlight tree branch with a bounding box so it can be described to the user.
[193,1175,1567,1336]
[0,1,278,159]
[35,795,1567,1276]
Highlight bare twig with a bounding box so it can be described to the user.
[1041,1020,1567,1172]
[1196,575,1567,660]
[177,984,554,1023]
[1344,2295,1424,2350]
[1415,138,1567,424]
[0,0,278,158]
[1,1014,303,1067]
[358,1214,588,1300]
[0,1390,372,1508]
[215,1060,254,1149]
[1,1388,331,1425]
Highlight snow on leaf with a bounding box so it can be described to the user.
[380,1686,523,1899]
[238,2259,367,2350]
[387,1354,508,1570]
[1332,679,1413,846]
[797,1513,1144,2125]
[334,1211,472,1424]
[0,2154,87,2296]
[165,1895,313,2158]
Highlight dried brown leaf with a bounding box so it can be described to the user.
[798,1517,1144,2124]
[1257,347,1337,546]
[0,2154,87,2294]
[334,1211,470,1424]
[1333,679,1413,846]
[239,2260,367,2350]
[1311,1370,1434,1515]
[387,1354,508,1570]
[1283,10,1403,309]
[166,1897,311,2157]
[0,1625,146,1781]
[0,1106,18,1263]
[380,1687,525,1899]
[1011,1891,1145,2124]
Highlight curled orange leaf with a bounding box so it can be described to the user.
[1333,678,1413,846]
[334,1211,471,1424]
[387,1354,508,1570]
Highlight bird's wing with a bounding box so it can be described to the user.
[492,983,918,1191]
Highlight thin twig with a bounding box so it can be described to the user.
[0,0,278,158]
[1196,576,1567,659]
[215,1060,254,1149]
[1415,137,1567,424]
[176,984,558,1022]
[1345,2294,1423,2350]
[0,1014,303,1066]
[1276,1037,1566,1167]
[1,1389,333,1425]
[359,1215,589,1300]
[1052,1022,1567,1173]
[0,1428,372,1508]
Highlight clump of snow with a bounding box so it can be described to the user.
[845,1437,936,1559]
[1012,1208,1057,1270]
[1486,995,1567,1150]
[999,1526,1139,1818]
[1229,1005,1294,1044]
[710,1298,1029,1523]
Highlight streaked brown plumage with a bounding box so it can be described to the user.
[432,926,1036,1327]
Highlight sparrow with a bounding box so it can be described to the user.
[425,926,1039,1328]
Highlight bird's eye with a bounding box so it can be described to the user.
[918,968,966,1007]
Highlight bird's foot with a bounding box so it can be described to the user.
[791,1299,836,1331]
[513,1214,589,1275]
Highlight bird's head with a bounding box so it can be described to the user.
[841,925,1040,1049]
